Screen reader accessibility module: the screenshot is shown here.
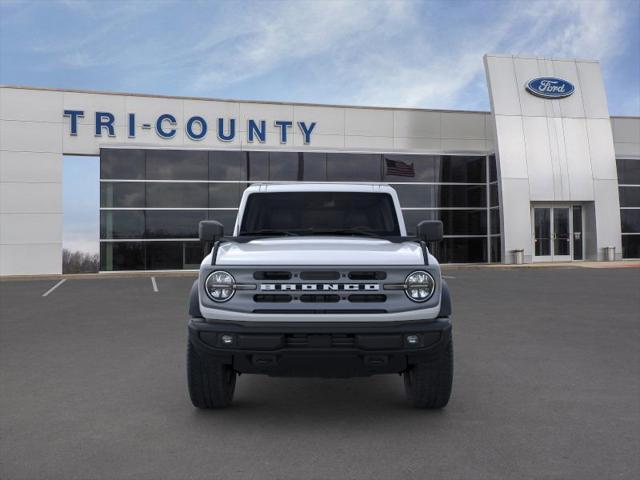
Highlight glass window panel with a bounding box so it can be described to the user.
[269,152,300,181]
[622,235,640,258]
[430,238,488,263]
[209,151,246,181]
[490,209,501,234]
[392,184,486,208]
[247,151,269,181]
[100,211,145,239]
[489,155,497,182]
[383,155,439,182]
[146,183,208,208]
[437,185,486,208]
[438,156,486,183]
[621,209,640,233]
[392,185,428,208]
[619,186,640,207]
[209,183,243,208]
[100,242,145,271]
[301,153,327,181]
[145,210,207,238]
[490,183,499,206]
[100,182,145,208]
[438,210,487,236]
[327,153,381,181]
[402,210,438,235]
[100,149,145,179]
[404,209,487,236]
[146,150,208,180]
[146,241,183,270]
[184,242,206,267]
[617,158,640,185]
[209,210,239,234]
[490,236,501,263]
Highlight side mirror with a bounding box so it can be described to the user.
[416,220,443,242]
[199,220,224,243]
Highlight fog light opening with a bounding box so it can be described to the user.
[406,334,420,345]
[220,334,234,345]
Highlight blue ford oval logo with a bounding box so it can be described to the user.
[526,77,575,99]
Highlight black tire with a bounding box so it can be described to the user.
[403,340,453,409]
[187,341,236,408]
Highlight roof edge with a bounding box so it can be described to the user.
[0,84,490,115]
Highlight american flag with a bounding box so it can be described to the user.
[385,158,415,177]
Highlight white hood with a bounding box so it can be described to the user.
[212,237,426,266]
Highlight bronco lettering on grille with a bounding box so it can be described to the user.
[260,284,379,291]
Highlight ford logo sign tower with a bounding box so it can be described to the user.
[526,77,575,99]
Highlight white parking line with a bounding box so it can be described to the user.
[151,276,158,292]
[442,275,456,279]
[42,279,66,297]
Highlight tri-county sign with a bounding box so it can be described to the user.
[525,77,575,99]
[63,110,317,144]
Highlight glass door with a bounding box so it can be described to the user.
[534,207,552,261]
[532,205,583,262]
[552,207,571,261]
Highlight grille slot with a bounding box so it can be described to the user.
[300,271,340,280]
[348,294,387,303]
[285,334,356,348]
[253,271,291,280]
[300,294,340,303]
[348,271,387,280]
[253,294,292,303]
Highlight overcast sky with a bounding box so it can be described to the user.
[1,0,639,253]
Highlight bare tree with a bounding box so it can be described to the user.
[62,249,99,274]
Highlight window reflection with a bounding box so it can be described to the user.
[146,183,208,208]
[100,149,145,179]
[100,149,502,267]
[209,183,242,207]
[209,151,246,180]
[247,151,268,181]
[269,152,300,181]
[301,153,327,181]
[100,183,145,208]
[621,210,640,233]
[146,211,207,238]
[327,153,382,181]
[100,211,145,239]
[146,150,208,180]
[617,158,640,185]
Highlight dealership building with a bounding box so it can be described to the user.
[1,53,639,275]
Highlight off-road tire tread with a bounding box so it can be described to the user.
[404,340,453,409]
[187,341,236,408]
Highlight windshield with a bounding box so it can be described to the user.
[239,192,400,237]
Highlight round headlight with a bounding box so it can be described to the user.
[205,271,235,302]
[405,271,435,302]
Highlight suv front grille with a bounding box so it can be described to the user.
[300,294,340,303]
[254,294,292,303]
[253,271,291,280]
[285,334,356,348]
[348,271,387,280]
[348,294,387,303]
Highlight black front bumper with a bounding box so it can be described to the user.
[188,317,452,378]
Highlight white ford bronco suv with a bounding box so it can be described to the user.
[187,183,453,409]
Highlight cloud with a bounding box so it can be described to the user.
[3,0,637,113]
[187,1,414,93]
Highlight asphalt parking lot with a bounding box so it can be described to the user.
[1,266,639,480]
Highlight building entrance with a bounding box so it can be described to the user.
[532,205,583,262]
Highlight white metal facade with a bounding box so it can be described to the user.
[1,54,639,275]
